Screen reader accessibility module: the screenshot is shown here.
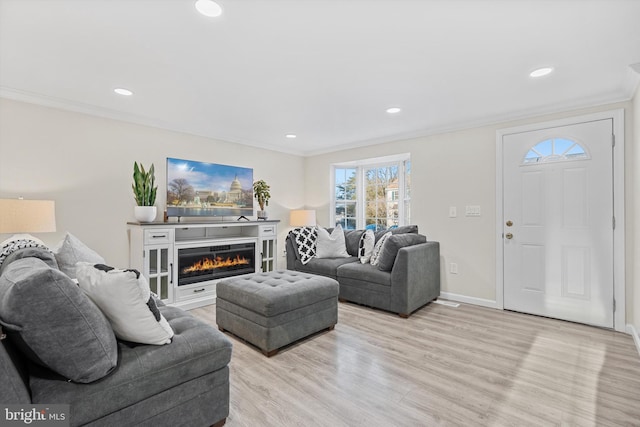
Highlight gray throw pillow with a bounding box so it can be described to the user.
[0,257,117,383]
[343,230,365,256]
[53,233,105,279]
[376,233,427,271]
[374,224,419,242]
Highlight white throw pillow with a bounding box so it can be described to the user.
[53,233,105,279]
[370,231,392,266]
[76,262,174,345]
[316,224,350,258]
[358,229,375,264]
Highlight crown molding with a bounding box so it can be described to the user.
[0,86,306,157]
[2,86,633,158]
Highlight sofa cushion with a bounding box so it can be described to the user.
[53,232,105,279]
[0,247,58,277]
[337,262,392,286]
[291,227,317,265]
[376,234,427,271]
[29,306,232,426]
[76,263,174,345]
[370,231,392,266]
[0,257,117,383]
[293,256,358,279]
[316,225,350,258]
[0,237,52,273]
[374,224,419,242]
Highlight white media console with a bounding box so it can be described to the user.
[128,220,279,310]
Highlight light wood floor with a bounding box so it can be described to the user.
[191,301,640,427]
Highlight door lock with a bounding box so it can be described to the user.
[505,233,513,239]
[506,220,513,227]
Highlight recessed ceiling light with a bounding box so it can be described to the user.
[195,0,223,17]
[114,88,133,96]
[529,67,554,78]
[386,107,402,114]
[285,134,297,139]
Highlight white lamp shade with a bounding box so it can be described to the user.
[290,210,316,227]
[0,199,57,234]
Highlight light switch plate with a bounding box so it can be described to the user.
[465,205,481,216]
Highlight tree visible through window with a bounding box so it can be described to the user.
[332,155,410,230]
[335,168,357,229]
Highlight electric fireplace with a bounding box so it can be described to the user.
[178,242,255,286]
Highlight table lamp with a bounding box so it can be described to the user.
[289,209,316,227]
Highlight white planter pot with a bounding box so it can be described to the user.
[257,210,268,220]
[135,206,157,223]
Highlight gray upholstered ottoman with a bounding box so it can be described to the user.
[216,270,338,356]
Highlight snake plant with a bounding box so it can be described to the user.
[132,162,157,206]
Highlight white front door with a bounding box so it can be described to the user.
[502,119,614,328]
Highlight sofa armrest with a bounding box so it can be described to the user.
[390,241,440,315]
[285,234,299,269]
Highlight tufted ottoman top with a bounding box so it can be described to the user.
[216,270,338,317]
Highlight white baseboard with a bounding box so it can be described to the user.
[626,324,640,357]
[439,292,499,309]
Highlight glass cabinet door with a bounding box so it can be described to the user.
[261,239,276,272]
[146,247,172,301]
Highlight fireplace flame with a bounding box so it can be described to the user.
[183,254,250,274]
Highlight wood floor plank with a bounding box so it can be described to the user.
[190,301,640,426]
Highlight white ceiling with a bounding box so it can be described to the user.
[1,0,639,156]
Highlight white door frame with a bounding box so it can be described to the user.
[495,109,625,332]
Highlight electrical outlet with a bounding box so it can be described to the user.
[449,262,458,274]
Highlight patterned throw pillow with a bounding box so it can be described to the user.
[358,229,375,264]
[291,226,318,265]
[370,231,392,266]
[0,238,51,270]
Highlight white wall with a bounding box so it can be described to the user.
[2,96,637,330]
[305,101,634,316]
[0,98,305,268]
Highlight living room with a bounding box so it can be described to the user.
[1,1,640,425]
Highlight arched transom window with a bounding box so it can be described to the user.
[523,138,589,165]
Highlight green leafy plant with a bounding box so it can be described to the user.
[253,179,271,211]
[132,162,158,206]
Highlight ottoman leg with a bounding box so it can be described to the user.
[264,348,279,357]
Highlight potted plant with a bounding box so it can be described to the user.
[132,161,158,222]
[253,179,270,220]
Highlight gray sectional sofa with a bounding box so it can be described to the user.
[0,247,231,427]
[286,225,440,317]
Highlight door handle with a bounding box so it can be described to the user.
[505,233,513,239]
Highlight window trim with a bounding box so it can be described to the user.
[331,153,410,230]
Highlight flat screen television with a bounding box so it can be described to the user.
[166,157,254,219]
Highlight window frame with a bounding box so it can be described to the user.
[330,153,411,230]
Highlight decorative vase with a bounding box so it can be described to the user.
[135,206,157,223]
[257,210,268,220]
